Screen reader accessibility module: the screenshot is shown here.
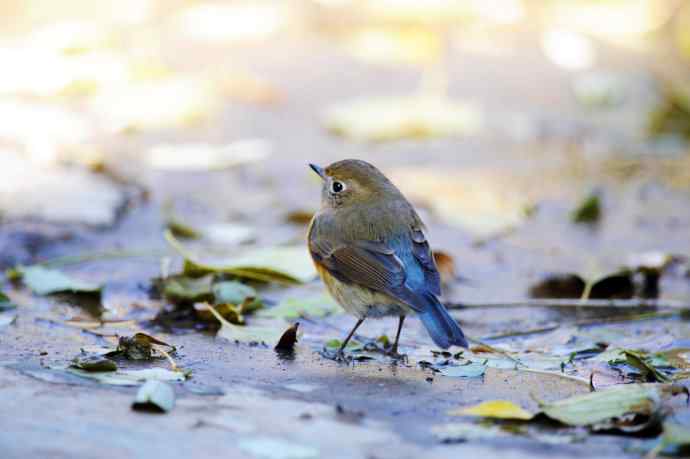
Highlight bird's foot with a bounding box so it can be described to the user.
[319,348,352,364]
[386,348,408,363]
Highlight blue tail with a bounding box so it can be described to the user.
[418,295,468,349]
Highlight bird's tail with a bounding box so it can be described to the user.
[418,295,468,349]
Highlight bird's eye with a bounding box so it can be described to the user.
[331,180,346,193]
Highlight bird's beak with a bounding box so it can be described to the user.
[309,163,326,181]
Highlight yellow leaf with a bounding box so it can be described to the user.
[449,400,534,420]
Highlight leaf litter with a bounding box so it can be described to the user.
[165,230,316,284]
[132,380,175,414]
[9,265,102,296]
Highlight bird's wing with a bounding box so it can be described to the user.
[309,236,424,312]
[410,228,441,296]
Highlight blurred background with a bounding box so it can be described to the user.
[0,0,689,302]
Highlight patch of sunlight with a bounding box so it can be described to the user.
[0,152,123,226]
[26,21,114,53]
[541,29,595,71]
[0,42,128,97]
[323,96,482,142]
[360,0,524,25]
[90,76,220,131]
[344,27,442,64]
[174,3,288,43]
[146,140,271,171]
[546,0,673,45]
[391,167,535,237]
[0,101,93,163]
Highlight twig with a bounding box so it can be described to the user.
[520,367,590,386]
[448,298,690,309]
[481,311,682,341]
[467,336,525,367]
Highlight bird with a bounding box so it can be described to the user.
[307,159,468,360]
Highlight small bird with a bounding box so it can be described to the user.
[308,159,467,360]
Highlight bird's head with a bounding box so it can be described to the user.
[309,159,397,210]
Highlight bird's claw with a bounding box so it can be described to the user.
[386,350,408,363]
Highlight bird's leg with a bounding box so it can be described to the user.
[391,316,405,355]
[385,316,408,362]
[335,318,365,361]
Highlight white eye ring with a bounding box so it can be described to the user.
[330,180,346,194]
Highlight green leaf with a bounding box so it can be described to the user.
[161,274,214,303]
[71,353,118,372]
[571,192,601,224]
[539,384,667,429]
[165,230,315,284]
[14,265,102,296]
[205,303,281,345]
[213,281,257,305]
[622,349,672,383]
[0,291,16,311]
[132,380,175,413]
[259,294,340,320]
[439,361,486,378]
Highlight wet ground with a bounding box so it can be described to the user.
[1,3,690,458]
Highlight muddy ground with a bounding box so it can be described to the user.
[1,3,690,458]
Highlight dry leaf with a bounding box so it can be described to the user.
[449,400,534,420]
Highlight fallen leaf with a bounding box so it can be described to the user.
[275,323,299,351]
[13,265,101,296]
[648,87,690,141]
[161,274,214,304]
[166,230,316,284]
[213,281,259,306]
[200,223,256,246]
[450,400,534,420]
[146,140,270,171]
[621,350,672,383]
[0,151,123,226]
[539,384,679,432]
[438,361,487,378]
[71,352,117,372]
[0,291,16,311]
[344,27,441,65]
[116,333,176,361]
[391,167,533,237]
[285,210,315,225]
[204,303,281,345]
[194,302,243,324]
[529,273,586,299]
[165,218,201,240]
[323,96,482,142]
[571,192,601,224]
[529,267,659,300]
[91,76,221,131]
[66,367,188,386]
[132,380,175,413]
[259,295,340,320]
